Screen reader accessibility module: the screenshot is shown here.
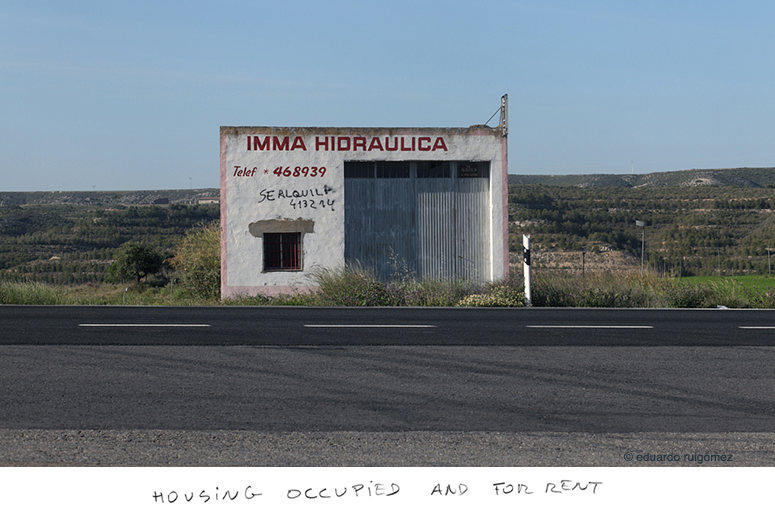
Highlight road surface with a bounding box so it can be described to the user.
[1,305,773,465]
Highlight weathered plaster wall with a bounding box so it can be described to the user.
[220,126,507,298]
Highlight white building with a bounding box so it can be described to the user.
[220,104,508,298]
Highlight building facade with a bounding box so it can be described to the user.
[220,122,508,298]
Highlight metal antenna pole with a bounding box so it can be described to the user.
[501,94,508,137]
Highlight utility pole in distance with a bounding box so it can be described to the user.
[636,220,649,277]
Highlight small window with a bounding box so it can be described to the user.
[417,161,451,178]
[376,161,410,178]
[344,162,374,178]
[263,233,302,271]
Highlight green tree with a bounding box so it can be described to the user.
[107,242,164,284]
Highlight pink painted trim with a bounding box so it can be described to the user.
[222,285,316,299]
[502,135,509,279]
[220,131,228,299]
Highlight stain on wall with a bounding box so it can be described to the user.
[248,218,315,237]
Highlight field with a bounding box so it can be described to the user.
[2,175,775,308]
[682,274,775,291]
[5,268,775,309]
[510,184,775,277]
[0,200,219,285]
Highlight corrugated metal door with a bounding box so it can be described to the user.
[345,162,490,281]
[344,176,418,280]
[452,177,490,281]
[417,178,455,279]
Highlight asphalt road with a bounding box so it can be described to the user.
[3,304,775,346]
[1,305,774,466]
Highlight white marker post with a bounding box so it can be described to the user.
[523,234,532,307]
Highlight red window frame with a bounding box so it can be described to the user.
[263,232,302,271]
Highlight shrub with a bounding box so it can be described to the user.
[659,280,715,308]
[530,271,659,308]
[744,285,775,309]
[711,280,759,309]
[457,287,525,307]
[402,277,479,306]
[456,276,525,307]
[168,222,221,300]
[311,265,404,306]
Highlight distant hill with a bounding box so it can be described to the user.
[5,167,775,204]
[508,167,775,188]
[0,189,220,206]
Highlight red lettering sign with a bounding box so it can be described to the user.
[248,136,271,151]
[248,134,449,152]
[367,137,383,151]
[337,136,351,151]
[432,137,448,151]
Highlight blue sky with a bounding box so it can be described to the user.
[2,0,774,191]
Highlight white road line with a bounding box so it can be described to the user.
[79,324,211,328]
[526,325,654,329]
[739,326,775,330]
[304,325,436,328]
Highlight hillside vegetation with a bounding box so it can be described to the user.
[509,167,775,188]
[0,197,219,284]
[0,189,218,206]
[509,183,775,276]
[2,167,775,287]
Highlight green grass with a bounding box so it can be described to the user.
[0,281,208,306]
[4,272,775,308]
[682,274,775,291]
[0,281,71,305]
[678,274,775,309]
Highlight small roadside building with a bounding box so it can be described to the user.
[220,99,509,298]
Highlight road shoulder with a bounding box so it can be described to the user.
[1,430,773,467]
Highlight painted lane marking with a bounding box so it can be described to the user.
[79,324,211,328]
[739,326,775,330]
[526,325,654,329]
[304,325,437,328]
